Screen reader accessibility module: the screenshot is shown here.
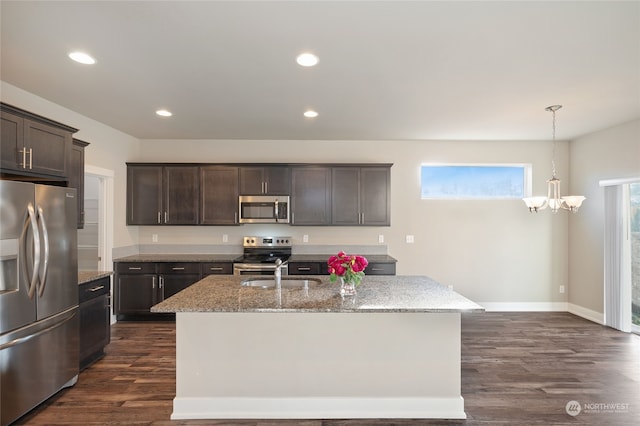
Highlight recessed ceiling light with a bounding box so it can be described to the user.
[296,53,319,67]
[304,110,318,118]
[68,51,96,65]
[156,109,173,117]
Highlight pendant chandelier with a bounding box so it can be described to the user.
[523,105,585,213]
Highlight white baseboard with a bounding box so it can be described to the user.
[475,302,605,326]
[479,302,569,312]
[568,303,604,325]
[171,396,467,420]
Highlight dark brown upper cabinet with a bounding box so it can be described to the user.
[331,166,390,226]
[69,138,89,228]
[127,164,199,225]
[199,166,239,225]
[290,166,331,225]
[1,103,77,180]
[239,166,290,195]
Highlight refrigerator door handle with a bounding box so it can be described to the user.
[22,203,41,299]
[36,206,50,297]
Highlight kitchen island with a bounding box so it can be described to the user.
[152,275,484,420]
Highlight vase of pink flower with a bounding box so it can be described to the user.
[327,251,368,297]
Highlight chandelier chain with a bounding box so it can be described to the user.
[551,107,557,178]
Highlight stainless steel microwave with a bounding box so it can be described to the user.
[238,195,290,224]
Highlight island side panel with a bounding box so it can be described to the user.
[172,312,465,420]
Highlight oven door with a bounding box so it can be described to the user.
[233,263,289,276]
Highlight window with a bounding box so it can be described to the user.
[420,164,530,199]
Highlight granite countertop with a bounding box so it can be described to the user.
[151,275,484,314]
[288,254,397,263]
[114,254,241,263]
[78,270,113,285]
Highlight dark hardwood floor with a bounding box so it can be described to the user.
[15,312,640,425]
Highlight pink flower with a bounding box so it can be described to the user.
[327,252,368,286]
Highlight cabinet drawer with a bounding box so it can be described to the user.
[79,277,111,303]
[201,262,233,275]
[157,262,201,274]
[365,263,396,275]
[116,262,156,274]
[288,262,321,275]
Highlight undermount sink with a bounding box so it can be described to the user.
[241,277,323,289]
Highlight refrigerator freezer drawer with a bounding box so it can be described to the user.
[0,306,79,426]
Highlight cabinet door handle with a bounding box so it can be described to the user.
[164,212,168,224]
[171,267,185,271]
[128,266,142,271]
[264,181,268,194]
[157,212,161,224]
[152,276,156,289]
[297,267,311,271]
[28,148,33,169]
[159,276,164,288]
[19,148,27,168]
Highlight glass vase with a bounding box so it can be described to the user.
[340,277,357,297]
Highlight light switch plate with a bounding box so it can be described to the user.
[303,234,309,243]
[378,234,384,244]
[405,235,414,243]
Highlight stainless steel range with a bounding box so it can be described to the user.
[233,236,292,276]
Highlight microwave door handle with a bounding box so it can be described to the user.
[23,204,41,299]
[274,199,279,222]
[36,206,50,297]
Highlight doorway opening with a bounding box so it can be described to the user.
[79,165,115,323]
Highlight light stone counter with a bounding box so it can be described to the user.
[78,270,112,285]
[151,274,483,313]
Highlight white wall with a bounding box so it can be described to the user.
[1,81,140,249]
[138,138,569,306]
[2,81,576,307]
[569,119,640,315]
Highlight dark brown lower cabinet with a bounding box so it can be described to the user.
[115,263,158,318]
[288,261,395,276]
[114,261,233,319]
[158,263,201,299]
[79,276,111,370]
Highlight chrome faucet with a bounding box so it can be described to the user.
[274,258,287,288]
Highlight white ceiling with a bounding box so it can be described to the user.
[1,1,639,141]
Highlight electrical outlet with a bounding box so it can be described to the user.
[405,235,414,243]
[559,285,565,294]
[303,234,309,243]
[378,234,384,244]
[222,234,228,243]
[152,234,158,243]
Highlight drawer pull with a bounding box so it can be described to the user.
[297,267,311,271]
[89,285,105,292]
[127,267,142,270]
[171,267,185,271]
[209,267,223,271]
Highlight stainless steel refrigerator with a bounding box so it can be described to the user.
[0,181,79,426]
